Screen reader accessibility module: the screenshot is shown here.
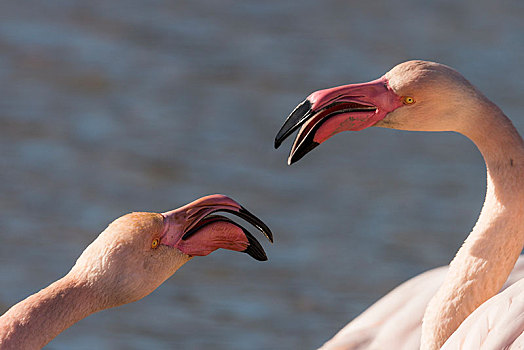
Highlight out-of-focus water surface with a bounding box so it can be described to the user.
[1,1,523,349]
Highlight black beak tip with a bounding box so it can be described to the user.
[287,151,303,165]
[246,250,268,261]
[243,231,268,261]
[274,99,312,150]
[239,207,274,243]
[287,141,320,165]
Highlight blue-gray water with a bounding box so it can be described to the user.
[1,1,523,349]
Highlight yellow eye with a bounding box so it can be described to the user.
[151,238,159,249]
[403,96,415,104]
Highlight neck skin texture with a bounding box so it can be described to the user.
[0,254,187,350]
[0,276,100,350]
[420,102,524,349]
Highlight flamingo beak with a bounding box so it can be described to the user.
[275,77,402,165]
[161,195,273,261]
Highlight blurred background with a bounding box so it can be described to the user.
[1,1,523,349]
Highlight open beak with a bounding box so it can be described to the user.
[162,195,273,261]
[275,77,402,165]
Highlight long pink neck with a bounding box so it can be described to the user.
[421,104,524,349]
[0,275,100,349]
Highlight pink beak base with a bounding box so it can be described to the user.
[176,219,249,256]
[160,195,272,261]
[275,77,402,164]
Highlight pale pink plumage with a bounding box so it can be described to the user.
[320,259,524,350]
[443,273,524,349]
[275,60,524,349]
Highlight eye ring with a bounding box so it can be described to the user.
[403,96,415,104]
[151,238,160,249]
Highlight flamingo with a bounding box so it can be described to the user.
[275,60,524,349]
[0,194,272,350]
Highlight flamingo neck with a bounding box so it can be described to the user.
[421,104,524,349]
[0,275,101,349]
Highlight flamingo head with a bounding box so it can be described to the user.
[70,194,272,308]
[275,60,485,164]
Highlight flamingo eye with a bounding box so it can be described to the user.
[151,238,160,249]
[403,96,415,104]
